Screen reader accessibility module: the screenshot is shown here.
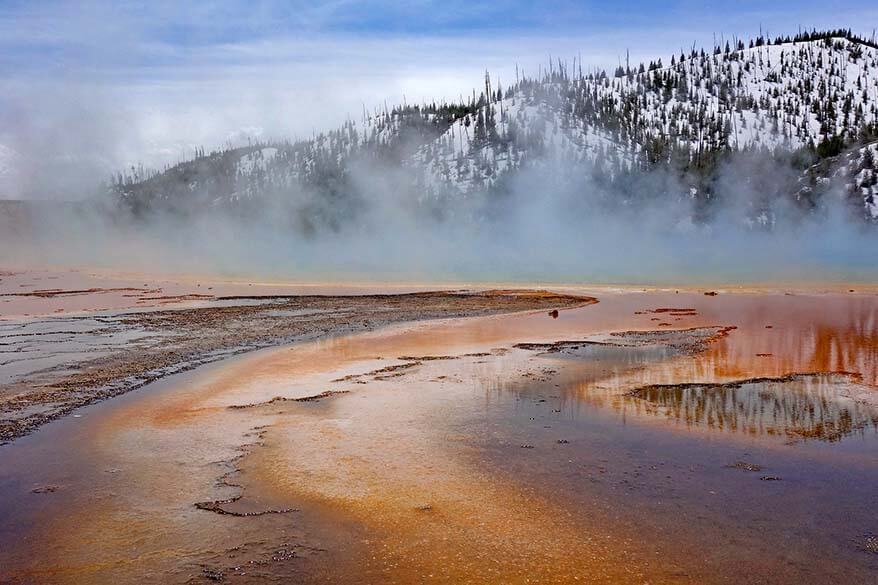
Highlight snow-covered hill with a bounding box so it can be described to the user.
[113,30,878,222]
[798,140,878,218]
[415,35,878,192]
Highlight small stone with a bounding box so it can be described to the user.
[202,567,224,581]
[726,461,763,472]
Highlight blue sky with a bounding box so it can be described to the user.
[1,0,876,197]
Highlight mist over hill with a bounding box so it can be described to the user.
[6,29,878,283]
[113,31,878,221]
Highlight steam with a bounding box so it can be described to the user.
[3,145,878,285]
[3,2,878,284]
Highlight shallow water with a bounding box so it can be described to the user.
[1,290,878,583]
[629,374,878,442]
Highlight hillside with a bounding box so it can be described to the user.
[112,30,878,225]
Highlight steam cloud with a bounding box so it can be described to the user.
[3,1,878,284]
[3,145,877,285]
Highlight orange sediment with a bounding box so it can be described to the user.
[2,288,878,583]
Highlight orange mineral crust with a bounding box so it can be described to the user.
[1,287,877,584]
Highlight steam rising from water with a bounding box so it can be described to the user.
[3,146,877,284]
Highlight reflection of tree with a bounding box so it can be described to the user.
[808,323,878,384]
[631,375,878,442]
[704,301,878,385]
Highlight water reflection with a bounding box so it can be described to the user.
[693,295,878,385]
[628,374,878,442]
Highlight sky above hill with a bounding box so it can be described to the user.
[0,0,876,198]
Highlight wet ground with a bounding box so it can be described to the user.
[1,285,878,583]
[1,269,590,441]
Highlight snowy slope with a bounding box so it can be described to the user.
[798,140,878,218]
[413,36,878,195]
[114,33,878,218]
[851,143,878,217]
